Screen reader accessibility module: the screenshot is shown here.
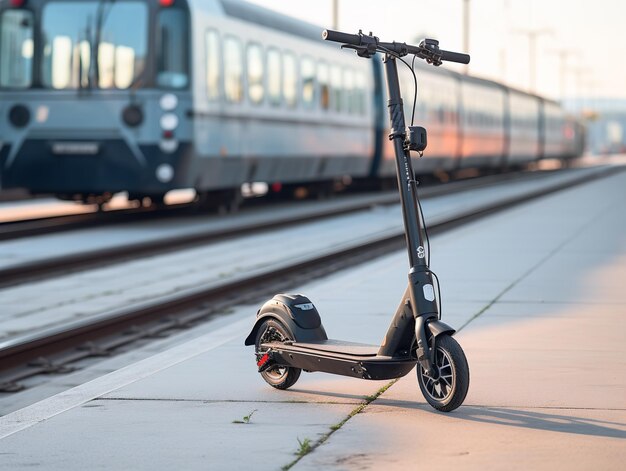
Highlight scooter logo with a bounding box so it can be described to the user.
[295,303,314,311]
[417,246,425,259]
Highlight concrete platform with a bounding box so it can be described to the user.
[1,169,625,470]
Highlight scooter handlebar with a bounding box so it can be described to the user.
[322,29,361,46]
[439,49,470,65]
[322,29,471,66]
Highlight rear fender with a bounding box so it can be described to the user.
[244,294,328,346]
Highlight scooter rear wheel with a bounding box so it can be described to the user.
[417,334,469,412]
[255,319,301,390]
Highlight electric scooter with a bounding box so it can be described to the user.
[245,30,471,412]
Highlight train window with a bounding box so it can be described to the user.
[205,30,221,101]
[247,43,264,104]
[224,36,243,103]
[318,62,330,110]
[331,65,342,112]
[157,7,189,89]
[267,48,281,106]
[301,57,315,108]
[0,10,33,88]
[283,51,297,108]
[40,2,147,90]
[343,69,354,114]
[355,72,367,115]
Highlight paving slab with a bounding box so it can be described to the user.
[0,170,625,470]
[293,402,626,471]
[1,399,354,471]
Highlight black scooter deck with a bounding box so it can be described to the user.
[263,341,417,380]
[292,339,379,356]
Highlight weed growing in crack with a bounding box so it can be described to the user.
[232,409,257,424]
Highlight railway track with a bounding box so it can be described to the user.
[0,170,560,243]
[0,170,548,288]
[0,170,571,289]
[0,165,621,393]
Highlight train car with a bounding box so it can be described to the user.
[375,60,461,179]
[562,115,586,161]
[1,0,195,204]
[458,75,507,170]
[506,88,542,167]
[540,98,567,160]
[188,0,375,199]
[377,69,510,178]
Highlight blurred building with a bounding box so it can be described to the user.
[564,98,626,155]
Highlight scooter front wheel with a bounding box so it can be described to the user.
[255,319,301,390]
[417,334,469,412]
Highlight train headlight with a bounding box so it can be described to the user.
[159,94,178,111]
[159,139,179,154]
[122,104,143,127]
[156,163,175,183]
[160,113,179,131]
[8,104,30,128]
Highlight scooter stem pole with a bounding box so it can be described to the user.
[384,54,439,323]
[383,54,426,270]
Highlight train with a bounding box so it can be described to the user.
[0,0,585,207]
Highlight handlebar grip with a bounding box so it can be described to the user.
[322,29,361,46]
[440,50,470,64]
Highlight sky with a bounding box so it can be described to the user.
[246,0,626,102]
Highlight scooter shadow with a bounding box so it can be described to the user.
[383,399,626,439]
[293,389,626,439]
[458,406,626,439]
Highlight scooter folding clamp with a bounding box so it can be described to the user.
[350,363,371,380]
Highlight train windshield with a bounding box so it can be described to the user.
[0,9,34,88]
[156,7,189,89]
[40,1,148,90]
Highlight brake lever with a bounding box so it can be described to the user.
[341,44,377,58]
[424,55,443,66]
